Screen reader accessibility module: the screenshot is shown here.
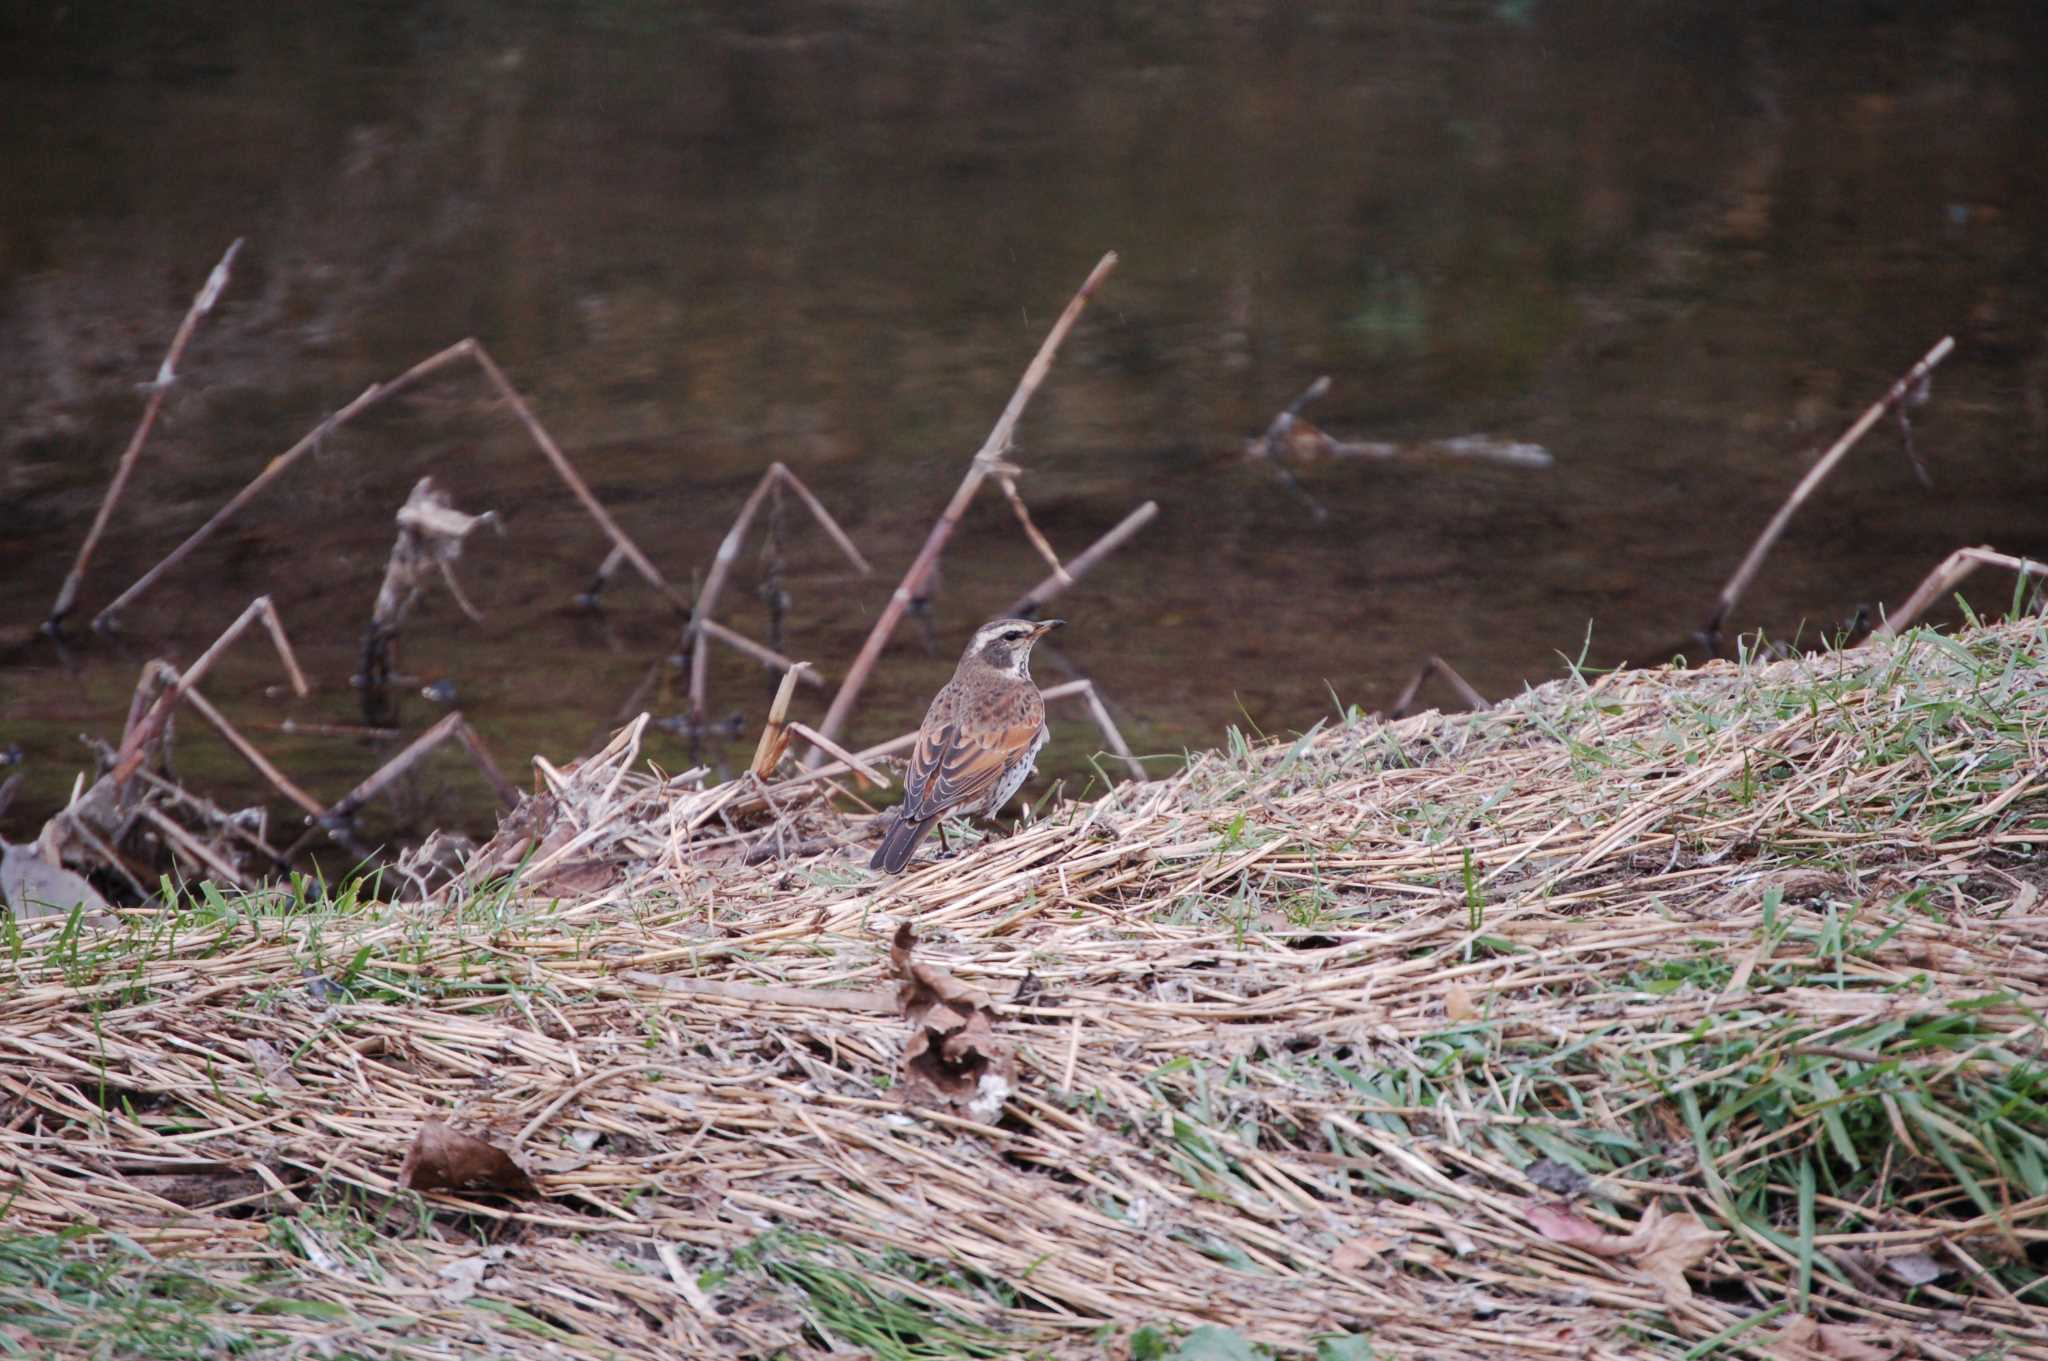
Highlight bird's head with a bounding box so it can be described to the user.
[964,617,1063,679]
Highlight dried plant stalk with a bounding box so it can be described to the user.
[1390,655,1488,719]
[809,252,1119,763]
[46,239,242,631]
[1705,335,1956,647]
[1007,501,1158,618]
[112,596,309,786]
[1872,545,2048,638]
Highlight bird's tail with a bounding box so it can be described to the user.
[870,812,937,874]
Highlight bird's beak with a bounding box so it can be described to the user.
[1030,619,1065,638]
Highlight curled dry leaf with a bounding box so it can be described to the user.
[1525,1157,1589,1198]
[890,924,1017,1123]
[1330,1233,1396,1272]
[1881,1251,1945,1287]
[1525,1199,1724,1306]
[244,1037,303,1092]
[1767,1316,1904,1360]
[1444,982,1477,1021]
[399,1119,537,1197]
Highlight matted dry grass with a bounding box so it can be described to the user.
[3,619,2046,1359]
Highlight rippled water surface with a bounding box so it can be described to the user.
[5,1,2047,848]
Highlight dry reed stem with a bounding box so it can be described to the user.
[7,619,2046,1360]
[46,239,242,631]
[694,618,821,682]
[749,662,809,779]
[1872,544,2048,638]
[282,711,468,858]
[1390,654,1489,718]
[809,251,1119,763]
[111,596,309,786]
[1705,335,1956,647]
[1007,500,1159,618]
[92,339,683,628]
[170,674,325,818]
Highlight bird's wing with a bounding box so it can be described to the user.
[902,714,1041,821]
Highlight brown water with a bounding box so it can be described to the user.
[5,1,2048,855]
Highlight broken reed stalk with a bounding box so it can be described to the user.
[284,711,467,858]
[1390,655,1488,719]
[1006,501,1158,618]
[808,251,1118,763]
[170,675,326,818]
[995,471,1071,584]
[138,806,246,889]
[454,721,520,809]
[1704,335,1956,648]
[687,463,871,722]
[46,239,243,632]
[773,465,872,576]
[93,339,684,628]
[112,596,309,786]
[1066,681,1147,782]
[1872,545,2048,639]
[464,343,690,614]
[694,619,821,683]
[749,663,810,780]
[784,722,890,789]
[689,468,784,723]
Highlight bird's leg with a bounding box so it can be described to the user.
[933,821,955,860]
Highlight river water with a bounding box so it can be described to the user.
[4,1,2047,853]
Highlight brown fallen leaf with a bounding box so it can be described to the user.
[1767,1316,1904,1360]
[1444,982,1477,1021]
[1527,1200,1619,1250]
[1525,1199,1724,1305]
[1331,1233,1396,1271]
[399,1120,537,1197]
[1630,1206,1724,1307]
[891,925,1017,1123]
[244,1038,304,1092]
[1881,1251,1945,1287]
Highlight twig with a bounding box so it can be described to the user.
[112,597,309,785]
[696,618,823,682]
[1871,546,2048,639]
[169,673,325,818]
[995,468,1071,584]
[1390,656,1488,719]
[749,663,810,780]
[689,468,784,722]
[92,340,475,630]
[46,239,242,632]
[1007,501,1158,618]
[94,339,685,627]
[809,251,1118,762]
[138,807,246,889]
[575,544,630,610]
[1066,681,1148,783]
[774,465,872,575]
[464,343,689,613]
[619,971,896,1013]
[455,721,520,809]
[1703,336,1956,649]
[277,720,401,740]
[284,712,467,858]
[785,722,891,789]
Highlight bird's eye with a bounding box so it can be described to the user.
[1005,628,1028,640]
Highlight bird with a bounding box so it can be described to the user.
[870,617,1063,874]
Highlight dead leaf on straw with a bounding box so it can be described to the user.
[1767,1316,1905,1360]
[1444,982,1477,1021]
[1525,1200,1724,1306]
[1525,1157,1589,1198]
[399,1120,538,1197]
[891,924,1017,1123]
[1527,1200,1619,1250]
[1881,1251,1946,1286]
[243,1037,304,1092]
[1330,1233,1396,1272]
